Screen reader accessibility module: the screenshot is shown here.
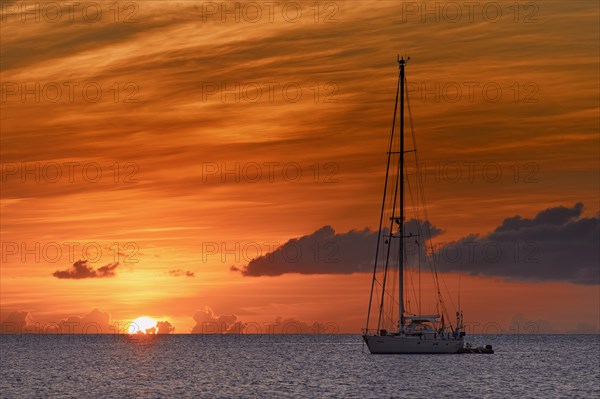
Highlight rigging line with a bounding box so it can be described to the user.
[406,76,456,325]
[405,246,416,315]
[377,155,400,331]
[373,282,380,319]
[404,151,425,315]
[404,82,428,316]
[382,242,401,317]
[405,79,434,274]
[393,249,401,315]
[458,263,462,313]
[375,139,400,328]
[377,145,401,328]
[413,202,426,314]
[380,143,402,329]
[390,243,398,307]
[418,234,422,314]
[384,250,399,330]
[365,73,400,333]
[390,269,400,310]
[440,268,457,312]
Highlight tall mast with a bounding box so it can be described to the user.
[398,56,407,331]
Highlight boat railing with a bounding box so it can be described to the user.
[361,328,387,335]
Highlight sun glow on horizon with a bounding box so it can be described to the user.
[129,316,158,334]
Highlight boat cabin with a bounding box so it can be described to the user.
[403,315,441,338]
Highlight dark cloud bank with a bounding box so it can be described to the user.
[234,203,599,285]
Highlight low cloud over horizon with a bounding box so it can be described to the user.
[1,308,115,334]
[191,307,335,334]
[234,203,599,285]
[2,306,597,335]
[0,308,175,334]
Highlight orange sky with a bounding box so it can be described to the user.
[1,1,599,334]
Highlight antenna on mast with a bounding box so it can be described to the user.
[397,54,410,65]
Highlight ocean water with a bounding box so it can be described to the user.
[1,334,598,398]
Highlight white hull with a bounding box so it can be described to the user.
[363,334,464,354]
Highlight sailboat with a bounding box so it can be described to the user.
[362,56,473,354]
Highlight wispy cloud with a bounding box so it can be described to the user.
[168,269,195,277]
[53,260,119,279]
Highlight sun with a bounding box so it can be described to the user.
[129,316,158,334]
